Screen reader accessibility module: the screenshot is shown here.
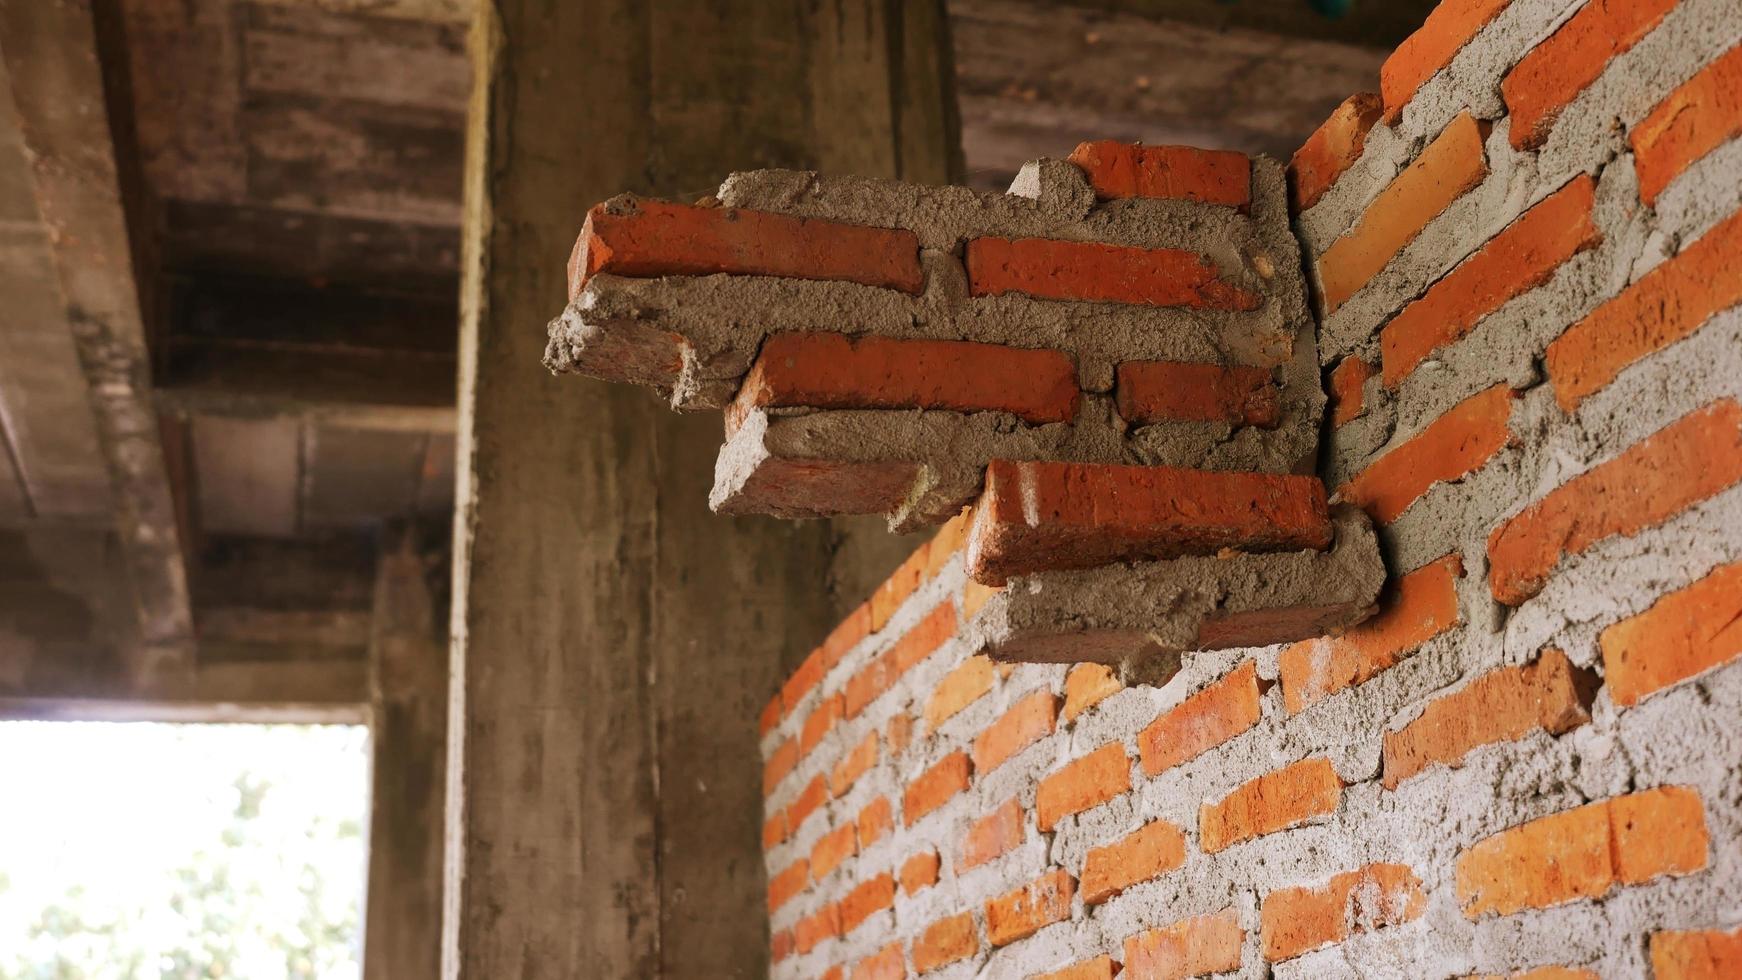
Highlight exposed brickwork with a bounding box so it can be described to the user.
[925,655,996,731]
[1138,660,1262,777]
[839,873,896,934]
[912,912,977,972]
[985,868,1074,946]
[900,850,940,896]
[857,797,892,849]
[1290,93,1384,213]
[1261,863,1426,962]
[1115,361,1280,427]
[1036,742,1131,832]
[971,688,1056,774]
[1061,663,1121,724]
[1200,756,1343,853]
[1380,0,1512,123]
[1632,44,1742,204]
[960,797,1025,872]
[905,751,972,826]
[810,822,856,881]
[852,944,902,980]
[1067,140,1251,209]
[1651,927,1742,979]
[1502,0,1677,149]
[965,237,1262,311]
[1339,384,1514,524]
[829,729,877,797]
[1080,819,1185,905]
[1122,908,1244,980]
[1601,561,1742,707]
[1036,956,1119,980]
[1328,356,1375,428]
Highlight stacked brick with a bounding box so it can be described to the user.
[760,0,1742,976]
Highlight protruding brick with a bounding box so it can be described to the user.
[1546,209,1742,411]
[787,775,829,834]
[1383,649,1596,789]
[858,797,893,848]
[839,872,896,934]
[1380,0,1513,123]
[1601,561,1742,707]
[831,729,878,797]
[1036,742,1131,831]
[1488,400,1742,606]
[1651,927,1742,979]
[1381,175,1600,386]
[764,737,798,797]
[1633,44,1742,204]
[1139,661,1263,777]
[966,237,1260,311]
[795,904,840,954]
[1261,863,1425,962]
[985,868,1075,946]
[900,850,941,895]
[846,600,957,717]
[1036,956,1119,980]
[1280,554,1462,712]
[768,858,809,913]
[1317,112,1489,313]
[569,196,922,300]
[1328,356,1376,428]
[966,460,1333,585]
[1062,663,1122,724]
[1502,0,1676,150]
[961,797,1026,872]
[1200,756,1342,853]
[1082,819,1186,905]
[972,689,1057,774]
[1455,786,1709,918]
[1291,92,1384,212]
[1068,140,1251,208]
[925,655,996,731]
[853,943,904,980]
[913,912,979,972]
[1339,384,1514,524]
[1122,908,1245,980]
[1115,361,1280,427]
[904,750,971,826]
[801,694,843,756]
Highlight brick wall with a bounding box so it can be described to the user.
[758,1,1742,977]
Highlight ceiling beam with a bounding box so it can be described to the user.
[1049,0,1434,49]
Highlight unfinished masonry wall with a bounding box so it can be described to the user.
[759,1,1742,977]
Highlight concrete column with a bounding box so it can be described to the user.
[446,2,959,977]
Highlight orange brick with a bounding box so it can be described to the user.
[1651,927,1742,979]
[1602,561,1742,707]
[1123,908,1245,980]
[1139,661,1263,777]
[1318,112,1489,313]
[1200,757,1342,853]
[846,600,957,717]
[961,579,1001,619]
[1339,384,1515,524]
[1261,863,1425,962]
[965,460,1333,585]
[772,927,795,963]
[905,751,972,826]
[1502,0,1676,149]
[569,196,922,300]
[853,943,904,980]
[781,649,827,717]
[900,850,940,895]
[1279,554,1462,712]
[839,872,896,934]
[925,655,997,731]
[1634,44,1742,204]
[1068,140,1251,208]
[913,912,979,972]
[966,237,1260,311]
[972,689,1057,774]
[961,797,1026,872]
[1381,175,1601,386]
[759,693,782,738]
[1383,648,1596,789]
[1082,819,1186,905]
[1035,955,1119,980]
[1062,663,1122,724]
[1546,208,1742,411]
[768,858,809,913]
[820,602,872,671]
[1380,0,1513,123]
[1291,92,1384,213]
[1455,786,1709,918]
[985,868,1075,946]
[763,811,787,850]
[858,797,893,848]
[1329,356,1376,428]
[764,737,799,797]
[802,694,844,756]
[1115,361,1280,427]
[885,714,913,757]
[795,904,841,954]
[831,729,879,798]
[1488,400,1742,606]
[926,506,975,578]
[1464,969,1600,980]
[822,967,843,980]
[870,545,929,633]
[787,775,828,834]
[1036,741,1131,831]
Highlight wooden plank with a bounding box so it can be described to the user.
[243,9,469,113]
[161,347,456,432]
[159,199,459,290]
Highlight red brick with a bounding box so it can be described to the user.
[831,729,878,798]
[972,689,1057,774]
[1602,561,1742,707]
[787,775,828,834]
[1081,819,1186,905]
[960,797,1025,872]
[1036,741,1131,831]
[768,858,809,913]
[772,928,795,963]
[801,694,843,756]
[1035,956,1119,980]
[925,655,997,731]
[985,868,1075,946]
[795,904,841,954]
[1546,208,1742,411]
[1339,384,1515,524]
[1200,756,1342,853]
[966,237,1260,311]
[839,872,896,934]
[759,693,782,738]
[569,196,922,300]
[1455,786,1709,918]
[725,455,920,523]
[1279,554,1462,712]
[853,944,904,980]
[1261,863,1425,962]
[764,737,798,798]
[1383,648,1596,789]
[1318,112,1489,313]
[1123,908,1245,980]
[1139,661,1263,777]
[1651,927,1742,979]
[965,460,1333,585]
[913,912,979,973]
[1068,140,1251,208]
[1291,92,1384,213]
[780,649,827,718]
[904,751,972,826]
[900,850,940,895]
[1502,0,1676,150]
[1115,361,1280,427]
[1381,175,1601,386]
[822,967,843,980]
[1488,400,1742,606]
[762,811,786,850]
[857,797,893,849]
[1328,356,1376,428]
[870,544,929,633]
[1062,663,1122,724]
[1380,0,1513,123]
[1634,44,1742,204]
[845,600,957,717]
